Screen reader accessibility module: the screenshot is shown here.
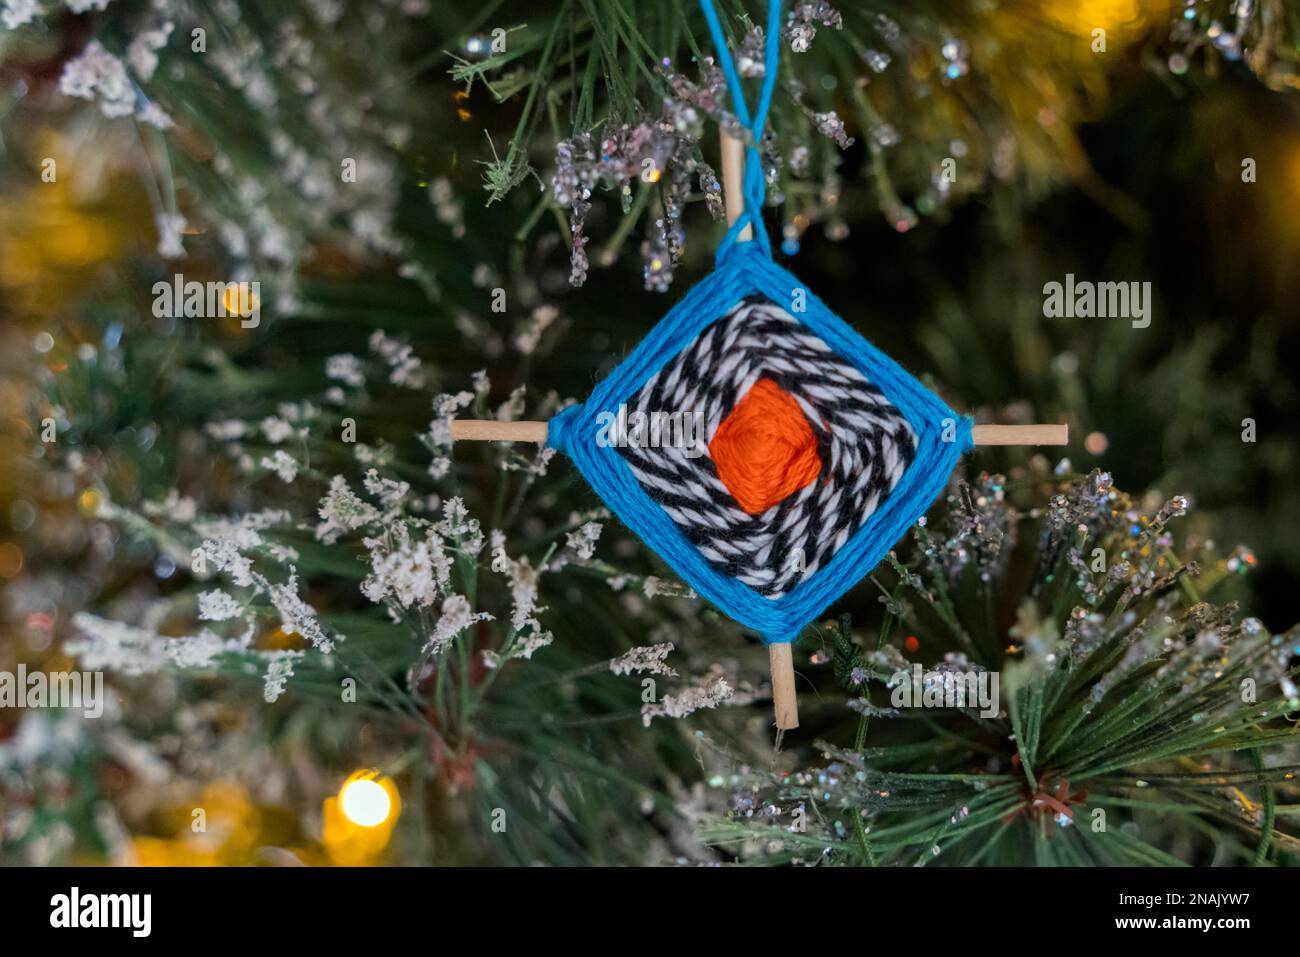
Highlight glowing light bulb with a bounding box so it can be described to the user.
[77,489,102,517]
[339,776,392,828]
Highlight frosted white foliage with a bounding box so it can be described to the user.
[325,353,365,387]
[489,530,542,631]
[361,525,451,610]
[641,672,733,726]
[67,614,253,676]
[424,594,493,657]
[316,475,380,544]
[59,41,134,118]
[261,449,300,483]
[2,0,40,30]
[128,22,173,81]
[155,212,186,258]
[197,589,243,622]
[610,643,678,677]
[262,653,303,703]
[565,522,603,561]
[267,573,335,653]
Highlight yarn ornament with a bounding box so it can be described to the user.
[453,0,1066,729]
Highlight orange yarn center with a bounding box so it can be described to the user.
[709,378,822,515]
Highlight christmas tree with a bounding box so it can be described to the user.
[1,0,1298,867]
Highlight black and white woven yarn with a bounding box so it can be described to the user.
[613,296,917,598]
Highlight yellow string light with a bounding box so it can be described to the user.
[322,770,400,865]
[340,776,392,828]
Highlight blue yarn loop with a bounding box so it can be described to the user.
[699,0,782,263]
[546,403,582,453]
[545,237,974,645]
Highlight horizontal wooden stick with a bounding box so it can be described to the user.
[450,419,549,443]
[449,420,1068,446]
[971,423,1068,446]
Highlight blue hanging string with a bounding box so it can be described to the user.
[698,0,783,260]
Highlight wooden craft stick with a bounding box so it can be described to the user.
[449,420,1068,446]
[768,642,799,730]
[450,419,549,443]
[971,423,1068,445]
[720,129,754,242]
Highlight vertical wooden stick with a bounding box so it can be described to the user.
[720,130,754,242]
[726,128,791,731]
[768,642,799,730]
[724,127,795,730]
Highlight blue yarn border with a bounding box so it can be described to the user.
[548,243,972,643]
